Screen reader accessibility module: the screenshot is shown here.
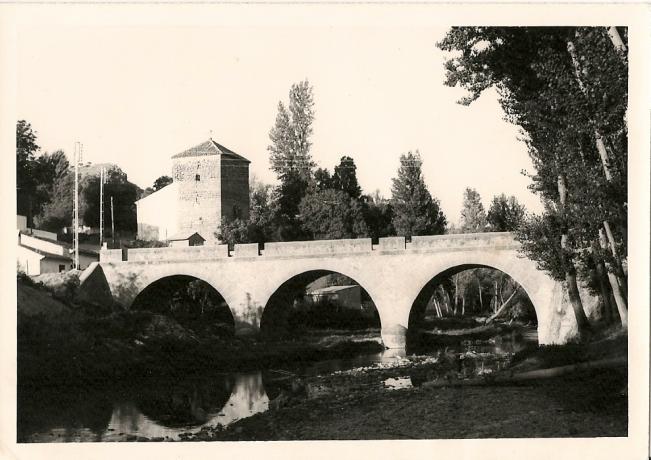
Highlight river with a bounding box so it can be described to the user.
[17,330,534,442]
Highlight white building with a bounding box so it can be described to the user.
[135,182,179,241]
[17,231,98,275]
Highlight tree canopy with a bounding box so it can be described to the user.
[390,151,446,237]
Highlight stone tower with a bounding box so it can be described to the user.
[171,139,250,242]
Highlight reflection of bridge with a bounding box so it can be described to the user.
[80,232,585,348]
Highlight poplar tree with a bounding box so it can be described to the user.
[267,80,316,239]
[332,156,362,200]
[459,187,487,233]
[487,194,526,232]
[438,27,628,331]
[390,151,446,237]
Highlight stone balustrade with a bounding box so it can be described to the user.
[100,233,519,263]
[263,238,373,257]
[409,232,519,251]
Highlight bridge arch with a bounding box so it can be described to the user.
[131,274,236,335]
[259,268,382,340]
[406,263,538,343]
[393,249,565,348]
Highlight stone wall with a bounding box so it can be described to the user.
[409,232,519,251]
[173,155,221,241]
[263,238,373,257]
[127,245,229,262]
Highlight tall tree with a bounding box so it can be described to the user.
[459,187,487,233]
[438,27,628,332]
[486,194,526,232]
[267,80,316,240]
[390,151,446,237]
[332,156,362,200]
[31,150,70,222]
[298,189,368,240]
[314,167,333,192]
[16,120,40,225]
[361,190,395,241]
[38,170,74,232]
[82,166,140,234]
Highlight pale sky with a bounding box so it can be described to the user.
[17,25,543,223]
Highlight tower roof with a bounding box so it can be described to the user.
[171,139,250,163]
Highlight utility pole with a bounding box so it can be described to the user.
[110,195,115,247]
[99,167,105,247]
[73,142,83,270]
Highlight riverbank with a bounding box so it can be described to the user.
[16,276,627,441]
[182,369,626,440]
[177,332,627,440]
[17,278,385,387]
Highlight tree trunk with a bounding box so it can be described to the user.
[599,228,628,328]
[493,280,499,313]
[606,26,627,59]
[565,269,591,333]
[485,287,519,324]
[462,296,465,316]
[433,298,442,318]
[477,277,483,312]
[557,172,591,335]
[568,38,628,278]
[454,274,459,315]
[595,260,614,324]
[442,286,452,316]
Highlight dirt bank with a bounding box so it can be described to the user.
[17,278,384,387]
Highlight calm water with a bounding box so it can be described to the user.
[18,332,534,442]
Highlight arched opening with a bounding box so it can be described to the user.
[407,264,538,353]
[131,275,235,338]
[260,270,381,342]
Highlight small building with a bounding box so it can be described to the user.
[306,285,362,311]
[17,241,73,275]
[167,231,206,247]
[17,232,98,275]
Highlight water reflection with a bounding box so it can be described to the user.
[19,333,535,442]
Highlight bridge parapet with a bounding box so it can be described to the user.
[126,244,229,262]
[99,249,123,263]
[409,232,519,251]
[377,237,406,251]
[263,238,372,257]
[233,243,260,257]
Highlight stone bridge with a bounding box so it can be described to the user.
[79,232,586,348]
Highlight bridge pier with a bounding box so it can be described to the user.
[381,323,408,349]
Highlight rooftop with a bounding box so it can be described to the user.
[308,285,360,295]
[18,243,72,262]
[167,231,206,242]
[171,139,250,162]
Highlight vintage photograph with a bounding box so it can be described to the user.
[3,3,647,456]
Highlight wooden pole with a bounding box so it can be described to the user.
[110,195,115,246]
[99,167,104,247]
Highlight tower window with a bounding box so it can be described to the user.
[195,174,201,181]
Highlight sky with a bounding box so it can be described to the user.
[17,25,543,223]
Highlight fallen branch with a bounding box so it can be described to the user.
[421,356,627,388]
[484,288,519,324]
